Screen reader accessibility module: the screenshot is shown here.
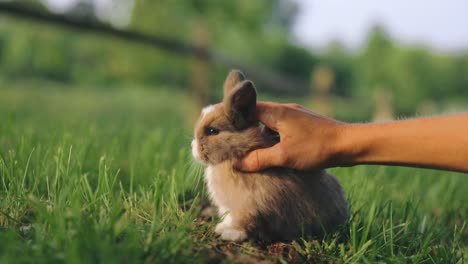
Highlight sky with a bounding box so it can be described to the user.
[44,0,468,52]
[43,0,134,28]
[292,0,468,52]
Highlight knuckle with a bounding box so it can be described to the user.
[287,103,302,109]
[276,106,288,118]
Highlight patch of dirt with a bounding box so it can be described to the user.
[187,199,312,263]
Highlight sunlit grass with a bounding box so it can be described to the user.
[0,83,466,263]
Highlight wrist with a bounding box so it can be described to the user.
[332,123,372,167]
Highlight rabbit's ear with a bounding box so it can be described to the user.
[224,80,257,130]
[223,70,246,97]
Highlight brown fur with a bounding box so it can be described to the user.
[191,70,349,242]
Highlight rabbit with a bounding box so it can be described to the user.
[191,70,349,242]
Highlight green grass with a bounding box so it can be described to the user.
[0,82,466,263]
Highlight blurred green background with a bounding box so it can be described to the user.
[0,1,467,262]
[1,0,467,122]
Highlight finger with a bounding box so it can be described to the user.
[286,103,304,110]
[234,145,284,172]
[256,102,281,130]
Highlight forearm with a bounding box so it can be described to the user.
[338,114,468,173]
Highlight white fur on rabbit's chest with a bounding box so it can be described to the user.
[204,165,255,213]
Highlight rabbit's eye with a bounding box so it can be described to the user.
[205,127,220,136]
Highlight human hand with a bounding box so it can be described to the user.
[235,102,347,172]
[236,102,468,173]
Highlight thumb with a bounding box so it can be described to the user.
[235,145,284,172]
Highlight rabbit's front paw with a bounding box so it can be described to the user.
[220,228,247,242]
[215,214,232,234]
[215,223,226,235]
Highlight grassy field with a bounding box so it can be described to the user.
[0,82,466,263]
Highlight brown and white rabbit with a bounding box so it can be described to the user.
[191,70,349,242]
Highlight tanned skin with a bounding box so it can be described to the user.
[235,102,468,173]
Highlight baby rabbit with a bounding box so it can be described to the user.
[191,70,349,242]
